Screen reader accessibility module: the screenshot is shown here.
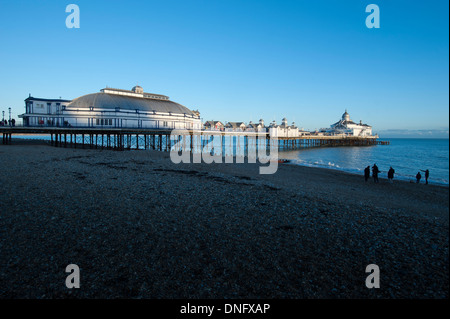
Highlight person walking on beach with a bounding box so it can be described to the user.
[416,172,422,184]
[364,166,370,182]
[372,164,380,183]
[388,167,395,183]
[420,169,429,184]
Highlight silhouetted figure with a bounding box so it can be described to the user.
[421,169,429,185]
[388,167,395,183]
[372,164,380,183]
[11,119,15,127]
[364,166,370,182]
[416,172,421,184]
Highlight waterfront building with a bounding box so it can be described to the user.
[225,122,246,132]
[204,120,224,131]
[20,86,202,130]
[246,119,266,132]
[268,118,300,137]
[298,128,311,136]
[321,110,373,136]
[21,95,72,127]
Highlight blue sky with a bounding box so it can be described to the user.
[0,0,448,137]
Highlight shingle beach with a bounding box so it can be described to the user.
[1,140,448,298]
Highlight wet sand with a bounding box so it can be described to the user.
[0,141,448,298]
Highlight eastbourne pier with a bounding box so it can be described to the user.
[1,86,389,151]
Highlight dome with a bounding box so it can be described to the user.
[132,85,144,94]
[342,110,350,121]
[66,92,195,116]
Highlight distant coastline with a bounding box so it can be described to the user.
[377,130,449,139]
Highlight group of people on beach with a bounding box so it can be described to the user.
[364,164,430,185]
[0,119,15,126]
[416,169,430,184]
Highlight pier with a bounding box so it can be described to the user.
[0,127,389,151]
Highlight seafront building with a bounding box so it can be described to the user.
[321,110,373,137]
[224,122,247,132]
[19,86,202,130]
[21,96,72,127]
[268,118,300,137]
[204,120,224,131]
[246,119,266,132]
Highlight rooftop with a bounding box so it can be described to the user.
[66,87,196,116]
[100,86,169,101]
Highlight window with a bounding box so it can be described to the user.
[109,119,112,125]
[163,121,168,127]
[96,119,99,125]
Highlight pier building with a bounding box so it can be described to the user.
[204,121,225,131]
[19,86,202,130]
[322,110,373,136]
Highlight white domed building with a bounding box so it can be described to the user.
[21,86,201,130]
[326,110,373,136]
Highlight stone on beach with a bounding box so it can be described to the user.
[0,142,448,298]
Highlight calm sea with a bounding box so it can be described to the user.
[280,138,449,186]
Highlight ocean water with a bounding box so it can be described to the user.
[279,138,449,186]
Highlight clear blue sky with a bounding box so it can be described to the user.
[0,0,448,137]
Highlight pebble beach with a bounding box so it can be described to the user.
[0,140,448,299]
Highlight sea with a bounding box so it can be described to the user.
[13,135,449,186]
[279,138,449,186]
